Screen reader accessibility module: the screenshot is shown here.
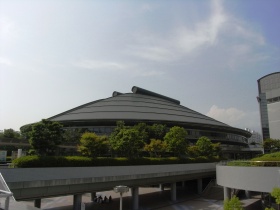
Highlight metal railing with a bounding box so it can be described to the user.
[0,190,13,210]
[0,173,15,210]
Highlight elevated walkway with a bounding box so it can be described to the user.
[0,163,216,210]
[0,173,39,210]
[0,163,216,200]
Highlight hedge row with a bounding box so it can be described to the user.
[12,155,220,168]
[227,152,280,167]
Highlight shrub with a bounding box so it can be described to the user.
[12,155,221,168]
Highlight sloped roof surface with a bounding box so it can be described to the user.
[49,87,229,128]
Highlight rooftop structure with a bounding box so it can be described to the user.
[257,72,280,139]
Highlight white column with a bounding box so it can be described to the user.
[245,190,251,199]
[171,182,176,202]
[17,149,22,158]
[159,184,164,191]
[131,187,139,210]
[224,187,231,201]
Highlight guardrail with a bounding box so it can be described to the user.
[0,173,15,210]
[219,160,280,167]
[0,189,13,210]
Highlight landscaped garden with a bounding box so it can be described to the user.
[10,119,221,168]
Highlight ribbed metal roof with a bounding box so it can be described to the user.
[49,86,230,127]
[48,86,252,138]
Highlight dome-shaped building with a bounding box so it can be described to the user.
[49,86,253,158]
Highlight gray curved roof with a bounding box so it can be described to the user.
[49,86,250,137]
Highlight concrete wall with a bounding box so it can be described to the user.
[216,165,280,192]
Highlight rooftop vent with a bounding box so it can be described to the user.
[132,86,180,104]
[112,91,123,97]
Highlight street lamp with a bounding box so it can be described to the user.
[113,185,129,210]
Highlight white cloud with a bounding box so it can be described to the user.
[175,0,226,52]
[125,0,270,72]
[0,57,12,66]
[207,105,261,132]
[74,60,126,71]
[73,59,166,77]
[207,105,245,126]
[127,46,177,62]
[0,17,17,42]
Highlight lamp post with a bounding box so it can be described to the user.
[114,185,129,210]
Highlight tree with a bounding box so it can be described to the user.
[148,124,167,140]
[144,139,167,157]
[163,126,188,157]
[78,132,109,157]
[133,123,149,143]
[263,139,280,153]
[29,119,63,156]
[63,128,86,143]
[3,128,20,139]
[196,136,221,157]
[109,127,144,158]
[224,195,243,210]
[20,124,33,140]
[196,136,213,156]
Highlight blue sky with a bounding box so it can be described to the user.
[0,0,279,134]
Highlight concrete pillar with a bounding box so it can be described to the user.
[73,194,82,210]
[34,199,41,208]
[245,190,251,199]
[131,187,139,210]
[197,178,203,194]
[182,181,185,187]
[171,182,176,202]
[17,149,22,158]
[224,187,231,201]
[159,184,164,191]
[90,192,96,201]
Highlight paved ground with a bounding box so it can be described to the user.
[21,187,224,210]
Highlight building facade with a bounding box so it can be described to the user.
[257,72,280,140]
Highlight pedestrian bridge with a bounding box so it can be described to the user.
[0,163,216,210]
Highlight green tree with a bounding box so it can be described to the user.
[29,119,63,156]
[224,195,243,210]
[195,136,221,157]
[271,187,280,204]
[187,145,200,157]
[3,128,20,139]
[144,139,167,157]
[163,126,188,157]
[20,124,33,140]
[148,124,167,140]
[78,132,109,157]
[133,123,149,143]
[263,138,280,153]
[63,128,85,143]
[110,127,144,158]
[196,136,213,156]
